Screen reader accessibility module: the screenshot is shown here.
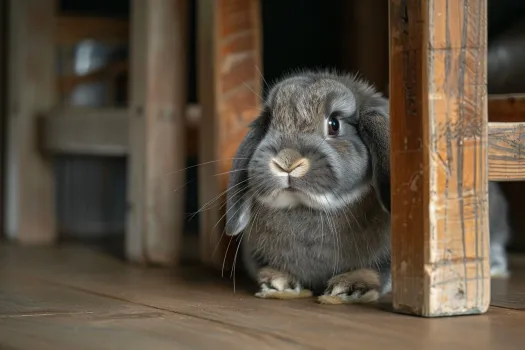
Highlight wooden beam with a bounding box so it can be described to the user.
[389,0,490,317]
[127,0,188,265]
[488,94,525,123]
[40,104,200,158]
[40,108,129,156]
[197,0,263,267]
[488,122,525,181]
[5,0,57,244]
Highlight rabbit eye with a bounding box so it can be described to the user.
[327,117,340,136]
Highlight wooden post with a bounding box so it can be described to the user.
[389,0,490,317]
[0,0,6,239]
[197,0,263,267]
[5,0,57,244]
[127,0,188,265]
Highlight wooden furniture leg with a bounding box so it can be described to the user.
[389,0,490,316]
[5,0,56,244]
[127,0,188,265]
[197,0,262,268]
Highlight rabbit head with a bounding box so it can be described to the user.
[225,71,390,236]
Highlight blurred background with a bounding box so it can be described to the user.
[0,0,524,267]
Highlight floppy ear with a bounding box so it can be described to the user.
[359,99,391,213]
[225,117,266,236]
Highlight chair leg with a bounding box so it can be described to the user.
[389,0,490,317]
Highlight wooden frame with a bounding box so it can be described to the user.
[5,0,56,244]
[126,0,188,265]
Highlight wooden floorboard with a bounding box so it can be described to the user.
[491,255,525,310]
[1,244,525,350]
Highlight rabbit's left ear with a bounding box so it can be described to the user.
[358,98,391,213]
[224,116,267,236]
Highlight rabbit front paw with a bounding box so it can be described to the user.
[318,268,381,304]
[254,267,313,299]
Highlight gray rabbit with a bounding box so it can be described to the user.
[225,70,510,304]
[225,70,391,304]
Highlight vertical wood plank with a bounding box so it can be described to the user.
[0,0,6,239]
[5,0,56,243]
[127,0,188,265]
[197,0,262,267]
[389,0,490,317]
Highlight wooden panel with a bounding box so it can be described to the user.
[127,0,188,265]
[5,0,57,243]
[489,94,525,123]
[389,0,490,317]
[197,0,263,268]
[488,122,525,181]
[41,108,129,156]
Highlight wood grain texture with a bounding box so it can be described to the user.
[488,122,525,181]
[489,94,525,123]
[5,0,57,244]
[2,245,525,350]
[389,0,490,317]
[197,0,263,268]
[127,0,188,265]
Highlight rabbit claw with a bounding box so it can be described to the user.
[318,268,381,305]
[255,267,313,299]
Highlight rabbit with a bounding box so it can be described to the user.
[224,70,391,304]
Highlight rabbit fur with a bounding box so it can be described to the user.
[225,70,390,303]
[225,70,510,304]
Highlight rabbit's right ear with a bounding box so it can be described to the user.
[225,115,267,236]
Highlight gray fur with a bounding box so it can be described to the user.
[225,70,391,293]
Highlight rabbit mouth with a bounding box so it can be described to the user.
[257,185,371,211]
[257,188,307,209]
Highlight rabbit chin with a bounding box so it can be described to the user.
[256,185,371,211]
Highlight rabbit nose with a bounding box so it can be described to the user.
[270,149,310,177]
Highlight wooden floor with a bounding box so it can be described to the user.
[1,244,525,350]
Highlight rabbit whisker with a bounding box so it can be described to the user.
[221,187,263,280]
[165,158,250,176]
[213,168,248,177]
[189,175,255,222]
